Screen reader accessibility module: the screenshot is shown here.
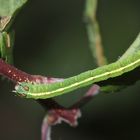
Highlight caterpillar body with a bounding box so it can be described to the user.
[15,50,140,99]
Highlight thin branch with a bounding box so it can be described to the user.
[84,0,107,66]
[41,115,51,140]
[70,84,100,109]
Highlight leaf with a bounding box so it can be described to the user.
[0,0,27,16]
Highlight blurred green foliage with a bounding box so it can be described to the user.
[0,0,27,16]
[0,0,140,140]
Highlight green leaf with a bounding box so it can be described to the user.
[0,0,27,16]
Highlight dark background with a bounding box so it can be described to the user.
[0,0,140,139]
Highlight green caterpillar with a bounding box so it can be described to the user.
[15,46,140,99]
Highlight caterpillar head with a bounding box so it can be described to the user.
[15,82,30,97]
